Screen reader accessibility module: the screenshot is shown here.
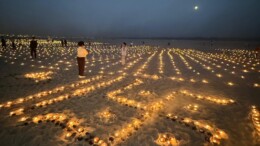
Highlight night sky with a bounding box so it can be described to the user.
[0,0,260,38]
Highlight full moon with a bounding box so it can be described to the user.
[194,5,199,10]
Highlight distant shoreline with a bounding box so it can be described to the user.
[1,34,260,41]
[95,37,260,41]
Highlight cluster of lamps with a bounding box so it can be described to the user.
[96,108,116,124]
[24,71,53,82]
[164,114,228,145]
[1,75,103,109]
[155,133,179,146]
[184,104,199,112]
[10,75,125,116]
[167,50,181,75]
[180,90,235,105]
[250,106,260,136]
[19,112,108,146]
[159,50,165,74]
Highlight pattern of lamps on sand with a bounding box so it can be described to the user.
[167,50,182,75]
[106,94,144,110]
[199,55,239,76]
[214,49,259,70]
[0,75,103,109]
[174,50,200,75]
[2,38,258,145]
[3,44,75,63]
[107,92,176,145]
[116,55,143,73]
[97,50,145,74]
[134,52,157,76]
[0,86,63,109]
[6,43,153,74]
[100,55,143,75]
[95,54,132,66]
[20,60,70,71]
[155,133,180,146]
[175,50,244,86]
[98,58,122,74]
[97,61,120,74]
[179,90,235,105]
[24,71,53,82]
[163,114,228,145]
[96,108,116,124]
[118,51,156,76]
[182,51,222,76]
[191,49,258,76]
[184,104,199,112]
[10,75,126,115]
[177,49,232,74]
[169,76,209,84]
[106,79,145,110]
[123,79,144,90]
[107,112,151,145]
[90,54,110,66]
[4,43,122,72]
[158,50,165,74]
[250,106,260,136]
[139,90,152,96]
[137,74,161,80]
[122,58,142,72]
[108,81,175,112]
[18,113,108,146]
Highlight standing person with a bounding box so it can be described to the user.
[255,47,260,59]
[11,39,16,50]
[121,42,128,65]
[87,42,91,51]
[77,41,88,78]
[1,36,7,51]
[64,39,67,47]
[30,37,38,59]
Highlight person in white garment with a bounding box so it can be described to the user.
[77,41,88,78]
[121,42,128,65]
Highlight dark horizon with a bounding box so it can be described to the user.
[2,34,260,42]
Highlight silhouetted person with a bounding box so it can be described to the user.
[11,39,16,50]
[77,41,88,78]
[255,47,260,59]
[86,42,91,51]
[121,42,128,65]
[1,37,7,51]
[64,40,67,47]
[30,37,38,59]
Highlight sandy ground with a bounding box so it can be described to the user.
[0,40,259,146]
